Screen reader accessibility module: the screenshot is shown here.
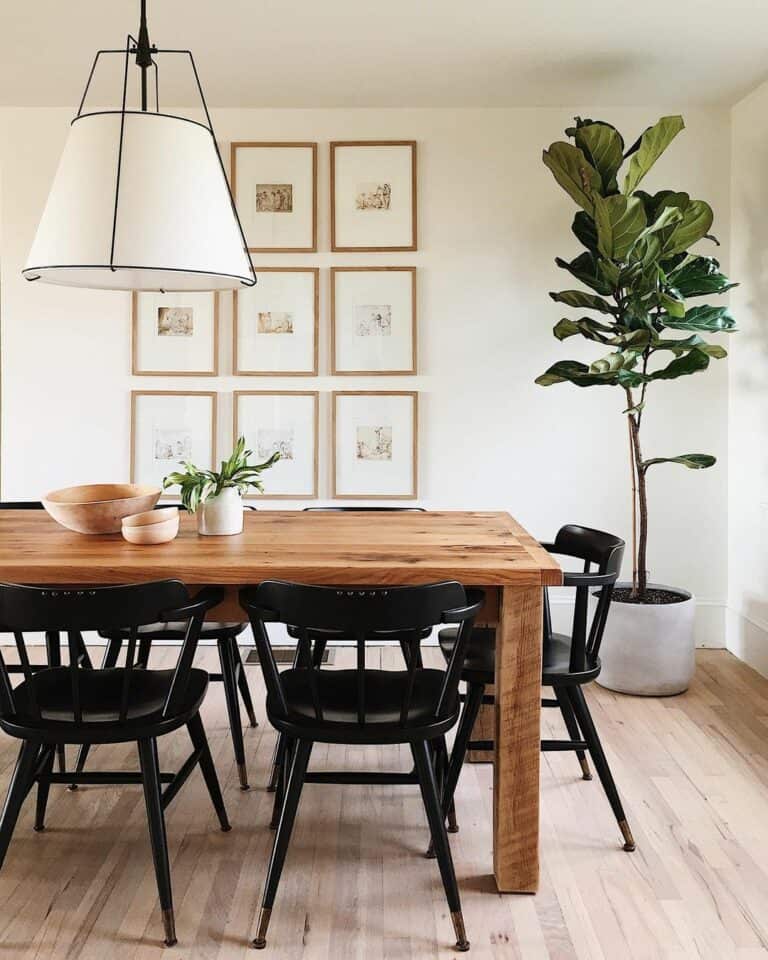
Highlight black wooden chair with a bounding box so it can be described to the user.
[0,500,260,790]
[437,525,635,852]
[263,505,429,795]
[240,579,483,952]
[0,579,230,947]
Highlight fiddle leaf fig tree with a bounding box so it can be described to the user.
[536,116,737,599]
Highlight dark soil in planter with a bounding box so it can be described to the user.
[613,587,688,605]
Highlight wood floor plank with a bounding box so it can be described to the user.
[2,647,768,958]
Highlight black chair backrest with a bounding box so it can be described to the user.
[303,507,425,512]
[0,501,44,509]
[543,525,625,672]
[0,581,220,724]
[241,580,483,727]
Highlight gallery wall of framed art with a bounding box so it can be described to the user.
[127,139,420,501]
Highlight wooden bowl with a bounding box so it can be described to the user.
[42,483,162,535]
[122,508,179,545]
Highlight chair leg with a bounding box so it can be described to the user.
[232,640,258,728]
[426,736,454,858]
[411,739,469,952]
[217,637,249,790]
[553,685,591,780]
[270,737,293,829]
[70,637,124,790]
[0,740,41,870]
[137,737,177,947]
[267,733,285,793]
[45,633,66,775]
[440,682,485,835]
[34,747,56,832]
[187,713,231,832]
[567,686,635,852]
[253,739,313,950]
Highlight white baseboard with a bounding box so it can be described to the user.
[726,608,768,677]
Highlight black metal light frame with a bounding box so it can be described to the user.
[25,0,256,289]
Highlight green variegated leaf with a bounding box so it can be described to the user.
[572,122,624,193]
[549,289,615,313]
[663,304,737,333]
[644,454,716,469]
[554,253,613,295]
[593,194,647,260]
[543,142,600,214]
[623,116,685,194]
[535,360,619,387]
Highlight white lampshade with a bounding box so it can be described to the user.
[23,111,256,291]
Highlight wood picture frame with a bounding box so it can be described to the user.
[130,390,217,497]
[230,141,318,253]
[131,292,219,376]
[234,390,319,499]
[233,267,319,376]
[330,141,417,252]
[332,390,418,500]
[331,266,417,375]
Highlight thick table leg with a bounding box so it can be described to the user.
[493,584,542,893]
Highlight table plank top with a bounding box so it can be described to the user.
[0,510,562,587]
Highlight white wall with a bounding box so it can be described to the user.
[0,107,732,644]
[728,86,768,670]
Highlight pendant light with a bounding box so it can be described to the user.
[22,1,256,291]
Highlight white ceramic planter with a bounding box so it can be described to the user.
[594,582,696,696]
[197,488,244,536]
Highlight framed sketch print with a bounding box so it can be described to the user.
[331,267,416,375]
[131,391,216,495]
[332,391,418,499]
[330,141,417,252]
[231,142,317,253]
[132,292,219,376]
[234,268,318,376]
[234,391,318,499]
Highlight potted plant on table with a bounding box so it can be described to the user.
[163,436,279,536]
[536,115,737,695]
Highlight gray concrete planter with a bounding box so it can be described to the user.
[594,582,695,696]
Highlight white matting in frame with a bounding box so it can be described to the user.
[131,391,216,495]
[234,268,318,375]
[332,267,416,374]
[235,391,318,498]
[333,391,418,499]
[132,292,218,376]
[231,142,317,253]
[331,141,417,252]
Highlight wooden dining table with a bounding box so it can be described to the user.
[0,508,561,894]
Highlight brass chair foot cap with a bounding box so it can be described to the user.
[619,820,635,851]
[162,908,176,947]
[447,824,459,834]
[238,764,250,791]
[582,773,593,781]
[455,941,470,953]
[33,825,45,833]
[451,911,469,952]
[623,842,636,852]
[252,909,271,949]
[252,938,266,950]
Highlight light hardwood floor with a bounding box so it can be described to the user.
[1,647,768,959]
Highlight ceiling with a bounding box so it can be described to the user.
[1,0,765,108]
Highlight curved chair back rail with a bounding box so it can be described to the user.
[241,580,483,735]
[0,581,223,727]
[542,524,625,675]
[303,506,425,511]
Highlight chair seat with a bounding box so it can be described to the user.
[267,667,457,743]
[98,621,247,641]
[286,624,431,643]
[0,667,209,743]
[438,627,601,685]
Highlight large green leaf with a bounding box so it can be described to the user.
[663,304,737,333]
[659,200,714,257]
[667,256,737,297]
[543,142,601,214]
[553,317,614,342]
[549,289,615,314]
[554,252,613,295]
[623,116,685,194]
[651,348,711,380]
[572,211,599,252]
[535,360,618,387]
[644,454,716,470]
[652,334,727,358]
[573,122,624,193]
[593,194,647,260]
